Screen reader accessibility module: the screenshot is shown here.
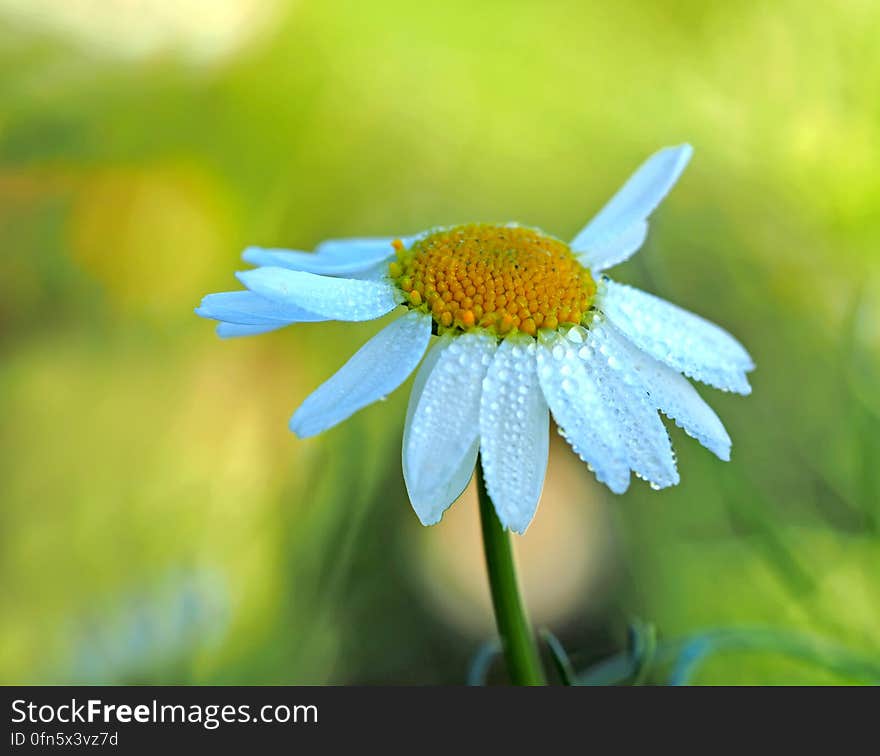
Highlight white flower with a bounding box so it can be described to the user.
[197,144,754,534]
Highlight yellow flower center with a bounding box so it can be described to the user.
[388,224,596,337]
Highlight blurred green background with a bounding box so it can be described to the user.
[1,0,878,685]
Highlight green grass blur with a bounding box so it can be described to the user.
[1,0,878,685]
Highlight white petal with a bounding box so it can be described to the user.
[576,220,647,272]
[347,261,397,282]
[592,319,731,460]
[216,322,285,338]
[536,331,630,493]
[243,237,405,276]
[479,337,549,534]
[290,311,432,438]
[196,291,328,325]
[403,332,496,526]
[315,235,418,259]
[575,324,679,488]
[237,267,403,322]
[572,144,692,271]
[598,279,754,394]
[402,336,480,527]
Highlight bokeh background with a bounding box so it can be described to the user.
[2,0,878,685]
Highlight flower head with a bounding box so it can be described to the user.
[197,144,754,533]
[389,224,596,335]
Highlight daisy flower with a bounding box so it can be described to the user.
[197,144,753,535]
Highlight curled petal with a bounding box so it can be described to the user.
[536,331,630,493]
[196,290,327,326]
[572,144,692,271]
[237,267,403,322]
[403,332,496,526]
[479,337,549,534]
[598,278,754,394]
[590,318,732,460]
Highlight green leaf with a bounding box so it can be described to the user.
[467,640,501,686]
[540,629,575,686]
[628,619,658,686]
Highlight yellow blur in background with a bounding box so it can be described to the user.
[1,0,878,684]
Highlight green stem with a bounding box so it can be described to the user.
[476,460,546,685]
